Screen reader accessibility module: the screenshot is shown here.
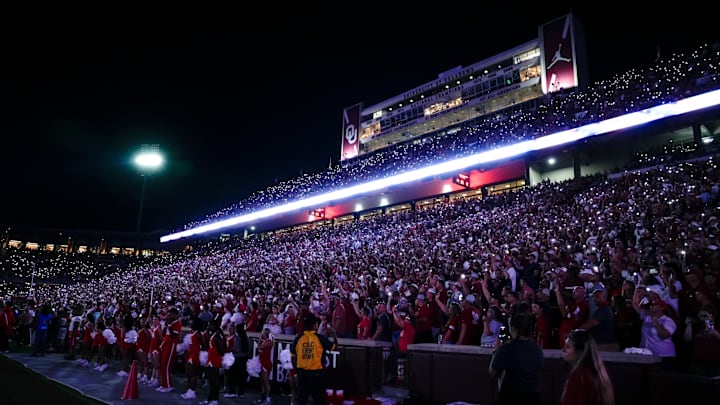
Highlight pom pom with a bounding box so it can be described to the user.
[176,342,187,356]
[103,328,117,345]
[183,333,193,347]
[222,352,235,369]
[200,350,209,366]
[124,330,138,344]
[279,348,293,370]
[246,356,261,377]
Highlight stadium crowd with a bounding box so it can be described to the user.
[2,154,720,375]
[1,42,719,403]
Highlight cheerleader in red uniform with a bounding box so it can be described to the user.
[156,307,182,393]
[258,328,274,404]
[135,319,151,383]
[146,316,163,387]
[116,314,136,377]
[109,317,121,364]
[180,316,205,400]
[203,317,225,404]
[92,320,109,372]
[80,313,96,367]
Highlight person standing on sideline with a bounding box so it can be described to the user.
[146,315,163,386]
[202,317,225,405]
[291,313,338,405]
[257,328,275,404]
[0,300,16,352]
[561,329,615,405]
[31,304,53,357]
[224,322,250,398]
[489,312,544,404]
[156,307,181,393]
[135,319,151,384]
[181,316,204,400]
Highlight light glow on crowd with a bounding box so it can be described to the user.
[161,88,720,243]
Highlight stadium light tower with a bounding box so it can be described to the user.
[133,144,164,253]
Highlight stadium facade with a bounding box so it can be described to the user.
[340,13,588,161]
[157,11,720,246]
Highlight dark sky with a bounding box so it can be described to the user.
[2,7,717,234]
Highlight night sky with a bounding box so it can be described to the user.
[2,7,717,234]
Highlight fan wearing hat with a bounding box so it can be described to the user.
[425,288,444,342]
[631,284,677,367]
[577,287,620,352]
[391,303,416,354]
[457,293,481,345]
[553,273,590,346]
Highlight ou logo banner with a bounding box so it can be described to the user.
[345,125,358,145]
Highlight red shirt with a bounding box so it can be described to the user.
[559,299,589,344]
[534,311,554,349]
[246,310,260,332]
[357,316,372,339]
[161,318,182,350]
[149,325,162,353]
[398,320,416,353]
[414,304,432,333]
[136,328,151,352]
[459,306,481,345]
[561,365,601,405]
[443,314,460,344]
[186,331,202,365]
[207,331,223,368]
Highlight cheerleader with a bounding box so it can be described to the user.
[117,313,137,377]
[145,316,163,386]
[79,313,96,367]
[93,320,117,372]
[180,316,205,399]
[156,307,182,393]
[66,311,84,360]
[257,328,274,404]
[202,317,225,404]
[135,319,151,383]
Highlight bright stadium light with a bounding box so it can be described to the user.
[134,144,164,251]
[160,88,720,243]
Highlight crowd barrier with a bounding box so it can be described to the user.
[198,332,720,404]
[406,343,720,405]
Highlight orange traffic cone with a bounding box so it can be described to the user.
[121,360,139,400]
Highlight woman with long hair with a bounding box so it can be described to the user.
[561,329,615,405]
[145,315,163,387]
[440,302,461,344]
